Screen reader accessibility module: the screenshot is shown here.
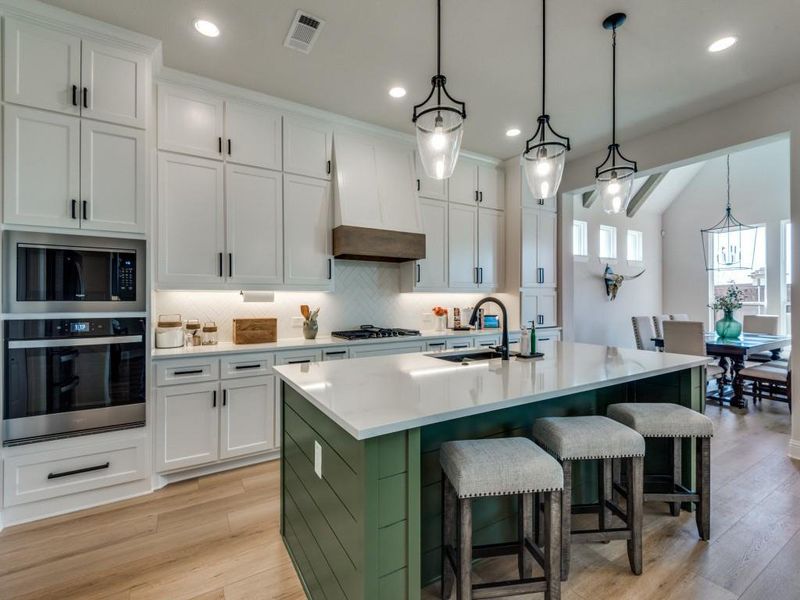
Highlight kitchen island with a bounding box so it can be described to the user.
[274,342,710,600]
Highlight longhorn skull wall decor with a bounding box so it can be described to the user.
[601,263,645,301]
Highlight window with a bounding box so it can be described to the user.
[573,220,588,257]
[711,225,767,317]
[626,230,644,262]
[599,225,617,260]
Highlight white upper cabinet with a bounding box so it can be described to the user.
[283,174,333,287]
[415,198,449,290]
[3,106,80,229]
[415,151,447,201]
[80,120,146,233]
[225,164,283,286]
[449,159,479,206]
[80,41,146,128]
[479,163,504,210]
[521,207,557,288]
[521,289,558,328]
[158,84,224,159]
[449,159,504,209]
[158,153,225,286]
[220,376,276,459]
[522,171,557,212]
[283,114,333,180]
[3,19,81,115]
[478,208,505,290]
[224,102,282,170]
[448,203,479,289]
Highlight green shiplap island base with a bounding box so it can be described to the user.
[280,367,703,599]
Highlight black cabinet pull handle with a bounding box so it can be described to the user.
[416,263,421,283]
[429,342,444,347]
[474,190,479,203]
[228,253,233,277]
[218,253,223,277]
[537,267,544,284]
[71,199,77,219]
[82,87,88,109]
[479,191,483,203]
[48,462,109,480]
[234,364,261,370]
[325,350,347,356]
[288,359,311,364]
[72,85,78,107]
[218,137,222,153]
[82,200,88,220]
[174,369,203,376]
[223,389,227,406]
[213,390,217,407]
[328,258,332,280]
[479,267,484,284]
[416,179,421,192]
[227,139,231,155]
[327,160,331,175]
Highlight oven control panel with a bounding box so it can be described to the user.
[5,318,146,340]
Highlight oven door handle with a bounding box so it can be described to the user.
[8,335,143,349]
[57,377,80,394]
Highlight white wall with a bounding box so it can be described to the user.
[571,203,663,348]
[154,261,519,341]
[662,139,790,327]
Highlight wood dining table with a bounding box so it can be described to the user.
[653,333,791,408]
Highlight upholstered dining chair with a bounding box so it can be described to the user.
[743,315,781,363]
[670,314,689,321]
[663,320,724,390]
[652,315,671,338]
[632,316,657,351]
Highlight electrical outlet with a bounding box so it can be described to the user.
[314,441,322,478]
[291,316,304,328]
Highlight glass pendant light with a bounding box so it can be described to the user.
[412,0,466,180]
[594,13,637,215]
[522,0,571,200]
[701,154,757,271]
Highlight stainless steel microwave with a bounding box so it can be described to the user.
[3,232,146,314]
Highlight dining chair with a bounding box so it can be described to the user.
[670,314,689,321]
[631,316,657,351]
[743,315,781,363]
[663,321,724,391]
[652,315,671,338]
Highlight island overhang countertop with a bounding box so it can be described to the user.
[273,341,710,440]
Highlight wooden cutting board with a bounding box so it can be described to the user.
[233,318,277,344]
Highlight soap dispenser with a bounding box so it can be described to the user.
[519,324,531,358]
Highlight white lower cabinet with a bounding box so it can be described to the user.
[521,289,558,329]
[220,376,275,459]
[156,381,220,472]
[322,347,350,360]
[349,342,425,358]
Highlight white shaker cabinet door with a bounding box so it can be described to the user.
[81,41,147,128]
[449,159,478,206]
[3,18,81,115]
[478,164,504,210]
[415,151,447,201]
[225,164,283,286]
[3,106,80,229]
[283,174,333,287]
[448,202,478,289]
[283,114,332,180]
[415,198,448,290]
[478,208,504,290]
[157,152,225,287]
[220,376,276,459]
[80,120,146,233]
[224,101,282,170]
[156,382,220,472]
[537,210,558,287]
[157,84,224,159]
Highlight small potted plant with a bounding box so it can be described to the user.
[708,285,744,339]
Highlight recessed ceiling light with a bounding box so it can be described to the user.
[389,86,407,98]
[194,19,220,38]
[708,36,736,53]
[506,128,521,137]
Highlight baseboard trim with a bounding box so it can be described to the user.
[154,449,280,488]
[788,439,800,461]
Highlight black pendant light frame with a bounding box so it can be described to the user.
[524,0,570,156]
[412,0,466,127]
[595,13,637,180]
[701,154,758,272]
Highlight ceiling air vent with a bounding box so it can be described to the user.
[284,10,325,54]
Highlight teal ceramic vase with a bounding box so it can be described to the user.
[715,310,742,339]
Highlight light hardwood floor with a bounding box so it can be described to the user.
[0,401,798,600]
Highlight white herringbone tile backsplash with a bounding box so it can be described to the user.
[154,261,518,342]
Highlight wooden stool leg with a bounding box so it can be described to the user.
[696,437,711,541]
[612,457,623,507]
[599,458,612,531]
[671,437,682,517]
[457,498,472,600]
[519,493,534,578]
[534,492,543,548]
[626,456,643,576]
[560,461,572,581]
[442,477,455,599]
[544,490,562,600]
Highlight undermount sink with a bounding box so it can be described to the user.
[429,350,513,363]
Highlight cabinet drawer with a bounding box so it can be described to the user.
[274,349,323,365]
[221,353,275,379]
[322,347,350,360]
[474,335,501,348]
[3,438,146,507]
[425,339,447,352]
[157,357,219,386]
[446,338,473,350]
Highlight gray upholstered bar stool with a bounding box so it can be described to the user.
[440,437,563,600]
[607,403,713,540]
[532,416,645,581]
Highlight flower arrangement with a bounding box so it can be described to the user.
[708,285,744,315]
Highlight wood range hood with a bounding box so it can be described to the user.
[332,129,427,263]
[332,225,425,263]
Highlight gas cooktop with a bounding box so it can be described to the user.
[331,325,421,340]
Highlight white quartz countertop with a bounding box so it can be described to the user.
[150,328,521,360]
[273,341,710,440]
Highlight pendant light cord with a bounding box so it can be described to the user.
[726,154,731,213]
[436,0,442,104]
[541,0,546,116]
[611,26,617,150]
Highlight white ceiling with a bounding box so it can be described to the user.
[42,0,800,160]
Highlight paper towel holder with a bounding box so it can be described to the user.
[240,291,275,303]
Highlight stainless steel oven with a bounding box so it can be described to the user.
[3,318,146,445]
[3,231,145,314]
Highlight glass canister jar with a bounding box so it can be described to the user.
[185,319,201,346]
[202,322,218,345]
[155,314,184,349]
